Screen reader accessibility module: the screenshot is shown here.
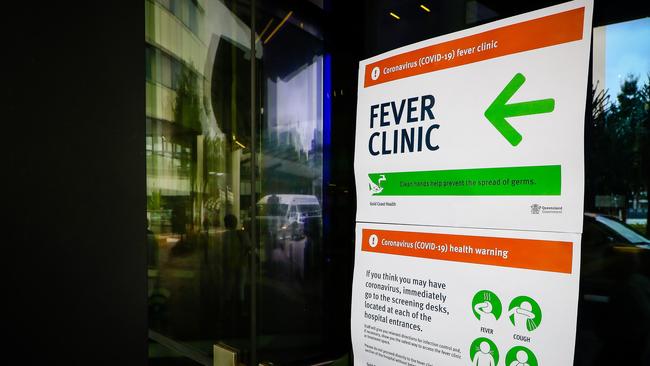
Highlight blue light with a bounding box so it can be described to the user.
[323,54,332,185]
[323,54,332,235]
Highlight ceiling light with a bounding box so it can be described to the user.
[264,11,293,44]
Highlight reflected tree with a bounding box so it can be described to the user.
[172,66,203,231]
[641,75,650,235]
[586,74,650,233]
[585,81,613,212]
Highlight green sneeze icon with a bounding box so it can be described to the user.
[484,73,555,146]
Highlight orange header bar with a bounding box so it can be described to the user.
[362,229,573,274]
[364,7,585,87]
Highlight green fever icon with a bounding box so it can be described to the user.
[470,337,499,366]
[506,346,538,366]
[508,296,542,332]
[472,290,502,324]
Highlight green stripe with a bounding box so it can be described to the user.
[369,165,561,196]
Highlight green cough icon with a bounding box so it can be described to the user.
[470,337,499,366]
[472,290,502,326]
[505,346,538,366]
[508,296,542,332]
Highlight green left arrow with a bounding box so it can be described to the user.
[484,73,555,146]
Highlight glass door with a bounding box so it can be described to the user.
[146,0,338,364]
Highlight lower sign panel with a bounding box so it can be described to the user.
[351,222,581,365]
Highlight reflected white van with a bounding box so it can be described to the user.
[257,194,321,239]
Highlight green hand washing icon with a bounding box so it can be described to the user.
[368,174,386,195]
[472,290,502,325]
[508,296,542,332]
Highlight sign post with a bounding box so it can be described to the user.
[352,1,593,365]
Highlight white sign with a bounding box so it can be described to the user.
[351,1,593,365]
[354,0,593,234]
[351,222,581,366]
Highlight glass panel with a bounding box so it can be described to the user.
[160,53,172,88]
[578,16,650,365]
[252,1,336,363]
[189,2,199,34]
[146,0,257,363]
[170,0,180,17]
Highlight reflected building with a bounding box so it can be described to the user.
[145,0,257,235]
[145,0,324,232]
[145,0,261,349]
[145,0,327,362]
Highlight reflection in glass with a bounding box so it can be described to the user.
[146,0,258,363]
[252,4,327,361]
[578,17,650,366]
[146,0,331,364]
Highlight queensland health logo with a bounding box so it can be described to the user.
[369,174,386,195]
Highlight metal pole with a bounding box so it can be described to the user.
[249,0,257,364]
